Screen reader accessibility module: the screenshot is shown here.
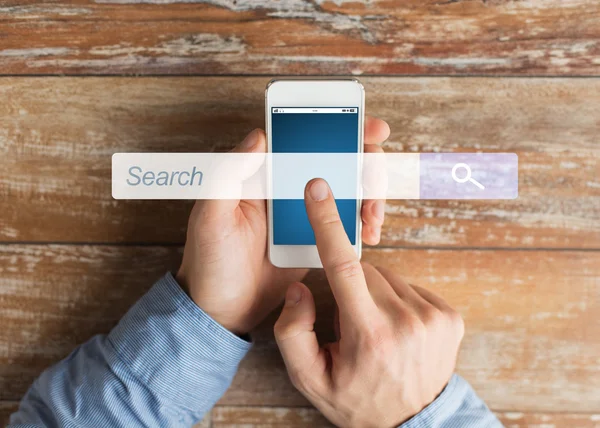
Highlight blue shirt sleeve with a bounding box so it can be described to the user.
[9,272,252,428]
[10,272,498,428]
[400,374,502,428]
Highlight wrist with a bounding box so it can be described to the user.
[175,266,192,297]
[175,267,251,336]
[108,272,252,411]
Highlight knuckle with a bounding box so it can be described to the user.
[447,308,465,338]
[273,319,296,341]
[422,305,444,327]
[361,322,393,351]
[273,319,284,337]
[330,258,363,280]
[403,313,427,340]
[319,211,342,227]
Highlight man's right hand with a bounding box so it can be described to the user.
[274,179,465,428]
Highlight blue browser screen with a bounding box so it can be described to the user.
[271,107,359,245]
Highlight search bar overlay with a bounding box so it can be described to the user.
[112,153,518,200]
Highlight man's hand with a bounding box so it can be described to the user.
[176,117,390,335]
[274,179,465,428]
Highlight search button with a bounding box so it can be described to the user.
[419,153,518,200]
[451,163,485,190]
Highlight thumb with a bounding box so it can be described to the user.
[274,282,329,394]
[199,128,266,217]
[229,128,267,181]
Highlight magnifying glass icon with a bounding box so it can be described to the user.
[451,163,485,190]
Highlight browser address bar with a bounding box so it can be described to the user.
[272,108,357,113]
[112,153,518,200]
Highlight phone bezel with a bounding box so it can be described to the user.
[265,78,365,268]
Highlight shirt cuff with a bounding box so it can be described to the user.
[399,374,470,428]
[107,272,252,412]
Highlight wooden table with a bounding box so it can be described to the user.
[1,2,599,427]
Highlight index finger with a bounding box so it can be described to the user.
[304,178,376,319]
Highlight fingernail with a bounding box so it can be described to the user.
[286,284,303,306]
[372,200,385,222]
[241,129,259,149]
[309,179,329,201]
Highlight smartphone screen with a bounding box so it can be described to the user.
[271,107,359,245]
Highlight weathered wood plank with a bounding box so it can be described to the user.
[211,407,600,428]
[0,401,211,427]
[0,245,598,413]
[497,411,600,428]
[3,401,600,428]
[212,406,332,427]
[0,402,18,427]
[1,1,599,75]
[1,77,598,247]
[0,245,183,401]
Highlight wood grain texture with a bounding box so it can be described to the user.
[1,1,600,75]
[0,245,183,401]
[498,411,600,428]
[1,245,598,413]
[212,407,600,428]
[0,401,212,427]
[212,406,333,427]
[1,77,599,247]
[0,402,18,427]
[4,402,599,428]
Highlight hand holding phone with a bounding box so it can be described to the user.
[176,116,389,334]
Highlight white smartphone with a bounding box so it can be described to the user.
[266,78,365,268]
